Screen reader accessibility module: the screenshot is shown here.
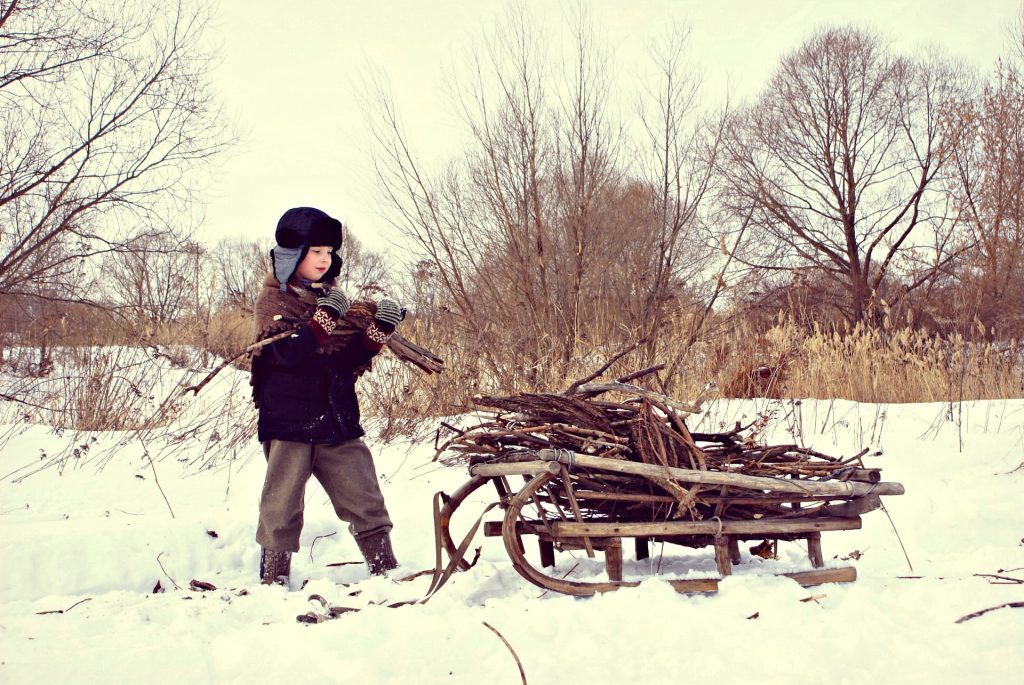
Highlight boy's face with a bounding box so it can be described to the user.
[295,245,334,281]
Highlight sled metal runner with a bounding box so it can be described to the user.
[439,449,904,596]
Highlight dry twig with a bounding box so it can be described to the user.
[156,552,181,590]
[36,598,92,615]
[143,443,175,519]
[309,531,337,561]
[955,601,1024,624]
[482,621,527,685]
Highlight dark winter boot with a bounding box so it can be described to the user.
[355,530,398,576]
[259,547,291,586]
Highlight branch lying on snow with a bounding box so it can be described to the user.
[973,573,1024,584]
[36,598,92,615]
[482,621,527,685]
[954,601,1024,624]
[142,444,175,519]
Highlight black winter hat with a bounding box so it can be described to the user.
[275,207,343,250]
[270,207,344,287]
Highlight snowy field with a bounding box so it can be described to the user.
[1,370,1022,684]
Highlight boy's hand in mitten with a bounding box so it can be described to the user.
[308,290,350,344]
[365,298,404,346]
[374,298,404,332]
[316,289,351,318]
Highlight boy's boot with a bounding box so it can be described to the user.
[355,530,398,576]
[259,547,291,586]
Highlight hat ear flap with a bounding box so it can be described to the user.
[271,245,305,290]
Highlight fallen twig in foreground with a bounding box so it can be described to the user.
[483,621,527,685]
[36,598,92,615]
[973,573,1024,585]
[955,601,1024,624]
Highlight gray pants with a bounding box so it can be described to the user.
[256,438,393,553]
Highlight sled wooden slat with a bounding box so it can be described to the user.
[546,516,862,538]
[665,578,722,593]
[783,566,857,586]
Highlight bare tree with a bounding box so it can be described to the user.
[212,238,271,312]
[335,230,389,300]
[1012,3,1024,64]
[942,15,1024,337]
[633,22,732,355]
[103,229,203,326]
[551,7,622,362]
[718,27,968,323]
[366,7,740,390]
[365,4,561,384]
[0,0,231,299]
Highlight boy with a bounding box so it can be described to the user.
[250,206,403,585]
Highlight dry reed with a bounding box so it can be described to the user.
[5,308,1020,436]
[357,315,1023,425]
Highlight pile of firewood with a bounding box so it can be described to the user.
[436,377,877,523]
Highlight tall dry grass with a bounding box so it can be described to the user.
[356,314,1024,427]
[703,319,1022,403]
[0,345,190,431]
[6,305,1020,439]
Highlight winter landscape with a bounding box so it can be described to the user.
[1,357,1022,684]
[4,1,1024,683]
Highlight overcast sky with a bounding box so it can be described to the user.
[202,0,1021,256]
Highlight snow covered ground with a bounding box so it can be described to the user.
[1,381,1022,684]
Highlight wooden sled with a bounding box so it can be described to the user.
[439,448,904,596]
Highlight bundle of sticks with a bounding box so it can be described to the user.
[180,300,443,398]
[332,301,444,374]
[436,374,877,523]
[272,300,444,374]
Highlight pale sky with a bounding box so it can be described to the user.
[202,0,1020,255]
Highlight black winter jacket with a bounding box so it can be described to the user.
[252,325,378,444]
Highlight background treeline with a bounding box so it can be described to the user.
[1,2,1022,432]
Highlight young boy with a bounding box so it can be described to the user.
[250,206,403,585]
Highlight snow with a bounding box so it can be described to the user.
[1,370,1022,684]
